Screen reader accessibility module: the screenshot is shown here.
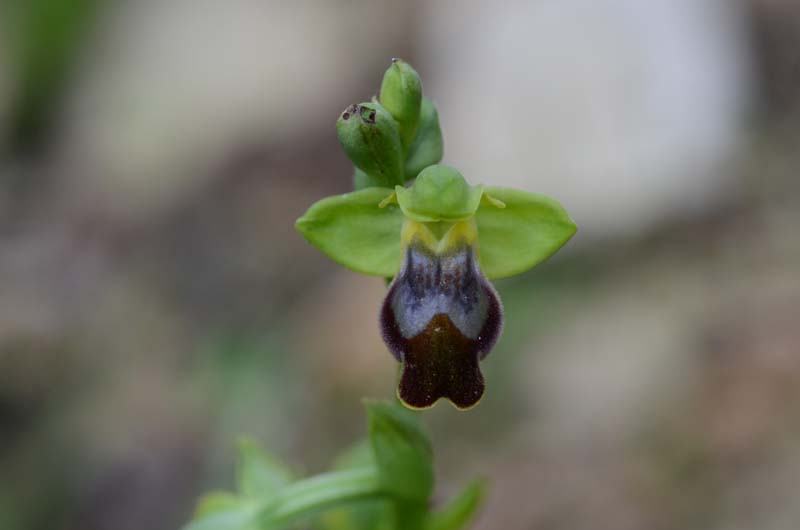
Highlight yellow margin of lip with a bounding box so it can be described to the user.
[396,386,484,412]
[400,218,478,256]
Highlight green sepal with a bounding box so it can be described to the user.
[404,98,444,180]
[475,187,577,279]
[395,165,483,222]
[336,102,405,187]
[295,187,403,277]
[364,400,434,503]
[379,59,422,150]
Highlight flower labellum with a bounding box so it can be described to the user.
[381,218,502,409]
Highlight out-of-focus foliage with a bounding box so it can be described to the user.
[4,0,101,152]
[183,401,484,530]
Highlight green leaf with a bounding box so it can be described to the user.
[315,498,394,530]
[395,165,483,222]
[182,497,260,530]
[426,479,487,530]
[185,467,384,530]
[257,467,384,529]
[195,492,243,518]
[380,59,422,149]
[404,98,444,180]
[236,438,294,498]
[330,439,376,471]
[295,187,403,277]
[337,102,405,187]
[315,441,393,530]
[394,500,429,530]
[365,400,434,502]
[475,187,576,279]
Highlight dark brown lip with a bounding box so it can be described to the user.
[380,243,503,409]
[396,313,485,410]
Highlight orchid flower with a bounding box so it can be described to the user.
[296,164,576,409]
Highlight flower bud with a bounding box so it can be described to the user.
[379,59,422,150]
[336,102,405,187]
[404,98,444,180]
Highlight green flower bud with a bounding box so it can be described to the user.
[379,59,422,150]
[404,98,444,180]
[337,102,405,187]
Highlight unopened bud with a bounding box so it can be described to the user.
[337,102,404,187]
[404,98,444,180]
[379,59,422,150]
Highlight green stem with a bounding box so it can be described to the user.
[257,467,384,529]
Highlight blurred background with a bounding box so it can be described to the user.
[1,0,799,529]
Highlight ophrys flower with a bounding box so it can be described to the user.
[296,164,576,410]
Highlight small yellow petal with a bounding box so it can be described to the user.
[482,192,506,209]
[378,191,397,209]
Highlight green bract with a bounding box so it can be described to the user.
[296,164,576,280]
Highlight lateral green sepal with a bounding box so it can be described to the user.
[295,187,402,277]
[475,187,577,279]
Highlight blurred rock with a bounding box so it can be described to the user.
[50,0,411,221]
[422,0,752,238]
